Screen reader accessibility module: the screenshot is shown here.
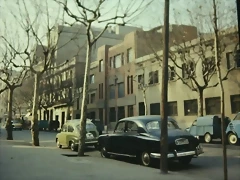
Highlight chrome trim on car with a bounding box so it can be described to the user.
[108,152,136,158]
[150,145,204,159]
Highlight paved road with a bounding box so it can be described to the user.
[1,129,240,180]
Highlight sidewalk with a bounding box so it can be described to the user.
[0,141,211,180]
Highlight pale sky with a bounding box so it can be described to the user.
[0,0,237,58]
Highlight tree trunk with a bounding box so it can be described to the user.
[6,88,14,140]
[31,73,41,146]
[160,0,170,174]
[143,89,148,115]
[213,1,228,179]
[197,88,204,116]
[78,43,92,156]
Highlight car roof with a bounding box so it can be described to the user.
[119,115,175,124]
[64,119,93,126]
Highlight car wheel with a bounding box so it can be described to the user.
[100,146,110,158]
[56,139,62,149]
[70,141,77,152]
[204,133,212,143]
[178,155,192,165]
[228,133,238,145]
[140,151,151,167]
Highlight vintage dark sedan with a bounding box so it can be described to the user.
[98,115,204,166]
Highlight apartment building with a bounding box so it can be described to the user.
[54,24,142,65]
[38,57,85,127]
[134,27,240,128]
[75,24,199,128]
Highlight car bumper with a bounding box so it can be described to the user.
[150,145,204,159]
[75,140,98,145]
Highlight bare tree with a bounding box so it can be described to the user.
[0,46,28,140]
[56,0,153,156]
[1,0,84,146]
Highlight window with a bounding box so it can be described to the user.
[184,99,198,115]
[126,121,138,131]
[115,121,125,133]
[99,83,104,99]
[118,106,125,120]
[109,57,114,68]
[127,105,134,117]
[62,125,67,132]
[149,71,159,85]
[90,74,95,84]
[230,94,240,114]
[227,51,240,69]
[127,48,134,63]
[127,75,133,94]
[109,85,115,99]
[168,66,175,80]
[76,98,80,110]
[146,120,179,131]
[99,60,104,72]
[109,107,116,122]
[68,125,74,132]
[89,93,95,103]
[114,54,122,68]
[203,57,216,75]
[205,97,220,115]
[234,113,240,120]
[182,63,188,79]
[70,70,73,79]
[150,103,160,115]
[192,120,197,126]
[117,82,124,98]
[168,101,178,116]
[138,102,145,116]
[138,74,144,84]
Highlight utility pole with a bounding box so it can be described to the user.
[237,0,240,45]
[160,0,170,174]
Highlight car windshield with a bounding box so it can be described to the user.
[76,123,96,130]
[233,113,240,120]
[146,120,179,131]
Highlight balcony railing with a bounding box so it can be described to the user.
[60,79,73,88]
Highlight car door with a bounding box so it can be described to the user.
[65,125,75,144]
[123,121,140,156]
[58,125,68,146]
[109,121,126,154]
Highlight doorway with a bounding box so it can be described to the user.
[61,112,65,127]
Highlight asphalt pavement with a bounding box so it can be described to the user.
[0,128,240,180]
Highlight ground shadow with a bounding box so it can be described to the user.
[61,154,89,157]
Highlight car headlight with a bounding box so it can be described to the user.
[86,133,94,139]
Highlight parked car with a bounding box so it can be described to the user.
[11,119,23,130]
[98,115,203,167]
[90,119,104,135]
[226,112,240,145]
[186,115,230,143]
[56,119,99,151]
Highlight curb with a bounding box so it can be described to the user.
[201,143,240,150]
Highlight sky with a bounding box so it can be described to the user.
[0,0,238,65]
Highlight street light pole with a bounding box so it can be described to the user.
[160,0,170,174]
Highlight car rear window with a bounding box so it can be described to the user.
[146,120,179,131]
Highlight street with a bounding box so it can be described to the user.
[0,128,240,180]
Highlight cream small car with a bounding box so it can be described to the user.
[56,119,99,151]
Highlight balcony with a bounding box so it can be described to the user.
[60,79,73,88]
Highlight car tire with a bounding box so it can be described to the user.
[140,151,152,167]
[204,133,212,143]
[178,155,192,165]
[70,141,77,152]
[100,146,110,158]
[56,139,62,149]
[228,133,238,145]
